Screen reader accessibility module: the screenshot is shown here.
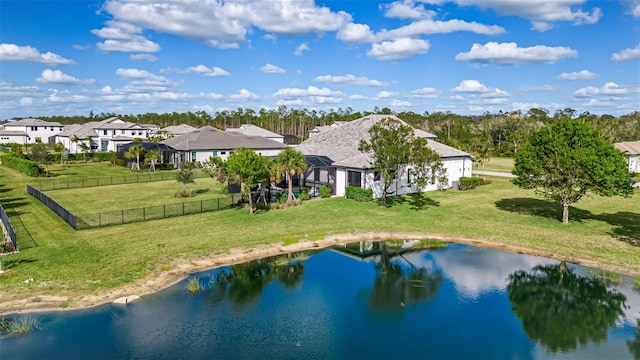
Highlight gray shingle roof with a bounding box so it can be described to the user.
[0,130,27,136]
[57,123,98,139]
[226,124,284,139]
[615,140,640,155]
[161,124,198,136]
[160,126,287,151]
[5,118,63,127]
[94,117,143,130]
[297,114,471,169]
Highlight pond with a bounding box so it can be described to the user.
[2,242,639,359]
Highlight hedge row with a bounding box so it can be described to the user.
[458,177,487,190]
[0,155,42,176]
[345,186,373,202]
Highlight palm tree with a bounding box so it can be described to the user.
[275,148,307,202]
[145,150,160,172]
[54,141,67,166]
[125,144,145,171]
[71,135,80,154]
[79,142,90,162]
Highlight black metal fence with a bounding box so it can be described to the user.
[31,171,207,191]
[0,204,17,252]
[75,196,236,229]
[27,184,78,229]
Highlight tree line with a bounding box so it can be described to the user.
[33,107,640,157]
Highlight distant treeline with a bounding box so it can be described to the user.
[32,106,640,157]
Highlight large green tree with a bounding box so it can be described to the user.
[512,120,633,224]
[226,148,269,214]
[275,147,307,202]
[359,118,442,207]
[30,141,49,176]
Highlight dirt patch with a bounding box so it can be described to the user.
[1,231,639,315]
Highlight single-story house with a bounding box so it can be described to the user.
[614,140,640,174]
[160,125,289,166]
[0,118,64,145]
[308,121,347,137]
[296,114,473,197]
[116,142,177,167]
[226,124,285,143]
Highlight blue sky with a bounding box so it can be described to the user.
[1,0,639,120]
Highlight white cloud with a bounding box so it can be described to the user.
[93,20,160,53]
[518,85,560,92]
[260,63,286,74]
[0,43,75,65]
[72,45,91,51]
[228,88,260,102]
[376,19,504,41]
[115,68,182,91]
[367,38,430,61]
[455,42,577,65]
[337,23,376,44]
[406,87,439,98]
[624,0,640,17]
[130,53,158,62]
[349,94,368,100]
[376,91,398,99]
[183,65,231,77]
[389,99,413,107]
[452,80,511,101]
[20,97,33,106]
[449,0,602,31]
[294,42,311,56]
[556,69,597,80]
[273,85,343,104]
[314,74,388,86]
[611,43,640,62]
[573,82,634,98]
[36,69,95,85]
[101,0,351,49]
[46,89,91,103]
[382,1,437,20]
[453,79,490,93]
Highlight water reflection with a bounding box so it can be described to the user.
[507,262,627,353]
[1,242,638,360]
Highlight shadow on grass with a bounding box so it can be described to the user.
[496,198,640,247]
[386,193,440,211]
[1,258,37,270]
[194,188,210,195]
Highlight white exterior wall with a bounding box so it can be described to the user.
[336,168,347,196]
[338,157,474,199]
[0,133,27,144]
[184,148,284,163]
[628,155,639,173]
[3,124,63,144]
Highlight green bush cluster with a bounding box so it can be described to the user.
[458,176,487,190]
[345,186,373,202]
[319,184,331,198]
[0,155,42,176]
[298,188,310,201]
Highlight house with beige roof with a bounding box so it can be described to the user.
[226,124,285,143]
[55,117,154,153]
[614,140,640,174]
[296,114,473,198]
[0,118,64,145]
[161,126,288,165]
[160,124,198,138]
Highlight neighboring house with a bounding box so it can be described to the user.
[141,123,160,137]
[161,124,198,139]
[296,114,474,197]
[54,117,154,153]
[308,121,346,137]
[160,125,288,166]
[614,140,640,174]
[225,124,285,143]
[116,141,177,167]
[0,118,64,145]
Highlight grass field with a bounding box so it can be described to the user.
[478,157,515,173]
[0,160,638,310]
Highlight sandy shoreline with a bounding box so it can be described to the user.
[2,231,639,316]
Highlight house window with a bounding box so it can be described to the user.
[131,131,135,136]
[51,127,54,131]
[138,132,143,136]
[35,137,41,142]
[113,130,116,135]
[221,151,226,155]
[30,126,38,131]
[212,150,217,158]
[59,127,63,131]
[407,169,412,184]
[121,130,125,135]
[347,171,362,187]
[103,130,108,135]
[180,152,185,162]
[374,171,381,181]
[191,151,196,161]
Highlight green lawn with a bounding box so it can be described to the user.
[478,157,515,173]
[48,177,228,214]
[0,161,638,312]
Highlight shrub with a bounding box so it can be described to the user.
[0,155,42,176]
[298,188,310,201]
[174,189,194,198]
[91,151,117,162]
[186,278,201,295]
[458,176,485,190]
[319,184,331,198]
[345,186,373,202]
[275,191,287,203]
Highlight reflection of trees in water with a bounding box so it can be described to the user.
[369,242,443,312]
[629,319,640,360]
[199,252,308,307]
[507,262,627,353]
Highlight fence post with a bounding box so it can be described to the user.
[143,207,146,221]
[163,204,166,218]
[82,179,85,187]
[121,210,124,224]
[182,202,185,215]
[217,198,220,210]
[99,213,101,227]
[200,200,203,213]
